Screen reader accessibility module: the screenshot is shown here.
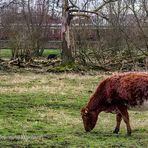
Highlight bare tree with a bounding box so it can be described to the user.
[21,0,52,58]
[56,0,119,64]
[71,0,148,70]
[1,0,54,61]
[0,0,19,9]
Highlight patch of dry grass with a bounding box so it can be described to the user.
[38,107,81,127]
[0,73,105,96]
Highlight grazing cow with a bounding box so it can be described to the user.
[81,73,148,135]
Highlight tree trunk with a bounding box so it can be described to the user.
[61,0,74,64]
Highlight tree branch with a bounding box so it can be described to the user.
[69,0,119,17]
[56,0,60,7]
[69,0,79,9]
[70,9,98,15]
[82,0,89,10]
[0,0,19,9]
[143,0,148,16]
[94,0,119,12]
[72,13,90,19]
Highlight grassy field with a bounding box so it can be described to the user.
[43,49,61,57]
[0,49,60,59]
[0,49,11,58]
[0,72,148,147]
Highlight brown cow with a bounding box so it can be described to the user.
[81,73,148,135]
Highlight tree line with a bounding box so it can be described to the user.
[0,0,148,71]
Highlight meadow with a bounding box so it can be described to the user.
[0,72,148,147]
[0,48,60,59]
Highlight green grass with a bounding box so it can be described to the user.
[42,49,61,57]
[0,72,148,147]
[0,49,11,59]
[0,49,60,59]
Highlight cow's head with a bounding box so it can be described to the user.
[81,107,98,132]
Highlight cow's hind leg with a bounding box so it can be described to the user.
[117,105,132,136]
[113,113,122,134]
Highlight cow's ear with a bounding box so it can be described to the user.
[81,107,89,115]
[84,108,88,114]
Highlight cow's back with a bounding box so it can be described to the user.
[117,73,148,106]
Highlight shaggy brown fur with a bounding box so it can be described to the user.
[81,73,148,135]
